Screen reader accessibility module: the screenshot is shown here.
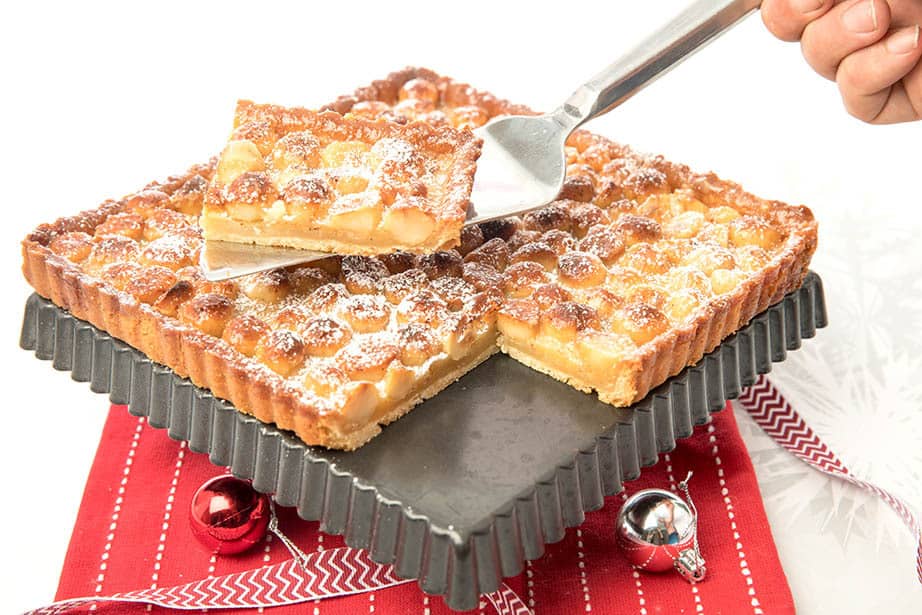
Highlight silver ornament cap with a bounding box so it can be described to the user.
[616,473,706,582]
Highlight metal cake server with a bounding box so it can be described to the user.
[202,0,760,281]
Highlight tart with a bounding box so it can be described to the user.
[200,101,481,255]
[21,67,817,449]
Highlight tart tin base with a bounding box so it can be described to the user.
[20,272,826,611]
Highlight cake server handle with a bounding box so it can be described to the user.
[555,0,761,132]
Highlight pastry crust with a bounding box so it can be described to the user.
[202,101,482,255]
[22,68,817,449]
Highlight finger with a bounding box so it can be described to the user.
[898,39,922,112]
[887,0,922,29]
[762,0,836,42]
[836,25,922,123]
[872,47,922,124]
[801,0,892,80]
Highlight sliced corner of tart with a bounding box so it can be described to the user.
[200,100,482,256]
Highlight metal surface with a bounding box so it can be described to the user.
[19,270,824,611]
[200,241,330,281]
[469,0,760,225]
[559,0,760,131]
[201,0,761,280]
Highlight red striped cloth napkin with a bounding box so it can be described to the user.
[51,402,794,614]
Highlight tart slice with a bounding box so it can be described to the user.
[201,100,482,255]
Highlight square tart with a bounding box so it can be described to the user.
[200,101,482,255]
[21,67,817,450]
[327,67,818,406]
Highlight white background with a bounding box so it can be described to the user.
[2,1,921,612]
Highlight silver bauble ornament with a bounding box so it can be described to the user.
[616,472,706,582]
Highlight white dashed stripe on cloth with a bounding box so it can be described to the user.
[575,528,593,612]
[423,593,430,615]
[632,569,647,615]
[313,532,324,614]
[709,425,763,615]
[202,553,217,614]
[368,590,375,613]
[622,491,648,615]
[256,534,274,614]
[525,561,536,610]
[90,416,145,611]
[664,454,705,615]
[149,440,187,613]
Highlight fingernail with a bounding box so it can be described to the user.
[791,0,824,13]
[886,25,921,54]
[843,0,878,33]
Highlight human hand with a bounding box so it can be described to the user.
[761,0,922,123]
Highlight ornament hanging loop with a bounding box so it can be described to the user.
[675,548,707,582]
[268,501,312,570]
[675,471,706,582]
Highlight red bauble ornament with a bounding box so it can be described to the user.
[190,474,271,555]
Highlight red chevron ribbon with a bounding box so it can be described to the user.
[24,547,530,615]
[738,375,922,585]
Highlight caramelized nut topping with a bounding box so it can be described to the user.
[288,265,336,295]
[241,268,291,303]
[463,238,510,272]
[614,215,662,245]
[503,261,551,298]
[378,251,417,274]
[179,293,235,337]
[301,317,353,357]
[458,225,485,256]
[397,324,443,366]
[557,252,608,288]
[381,268,429,304]
[397,289,450,328]
[532,283,572,310]
[613,302,669,345]
[339,338,399,382]
[341,256,390,294]
[729,216,784,250]
[461,261,506,292]
[138,234,199,271]
[86,236,140,271]
[254,329,307,377]
[124,266,177,304]
[418,250,464,279]
[511,242,558,271]
[49,232,93,263]
[338,294,391,333]
[222,315,270,357]
[540,301,601,342]
[152,280,196,317]
[579,226,625,265]
[478,218,519,243]
[523,204,573,234]
[96,213,144,240]
[558,176,595,203]
[143,209,191,241]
